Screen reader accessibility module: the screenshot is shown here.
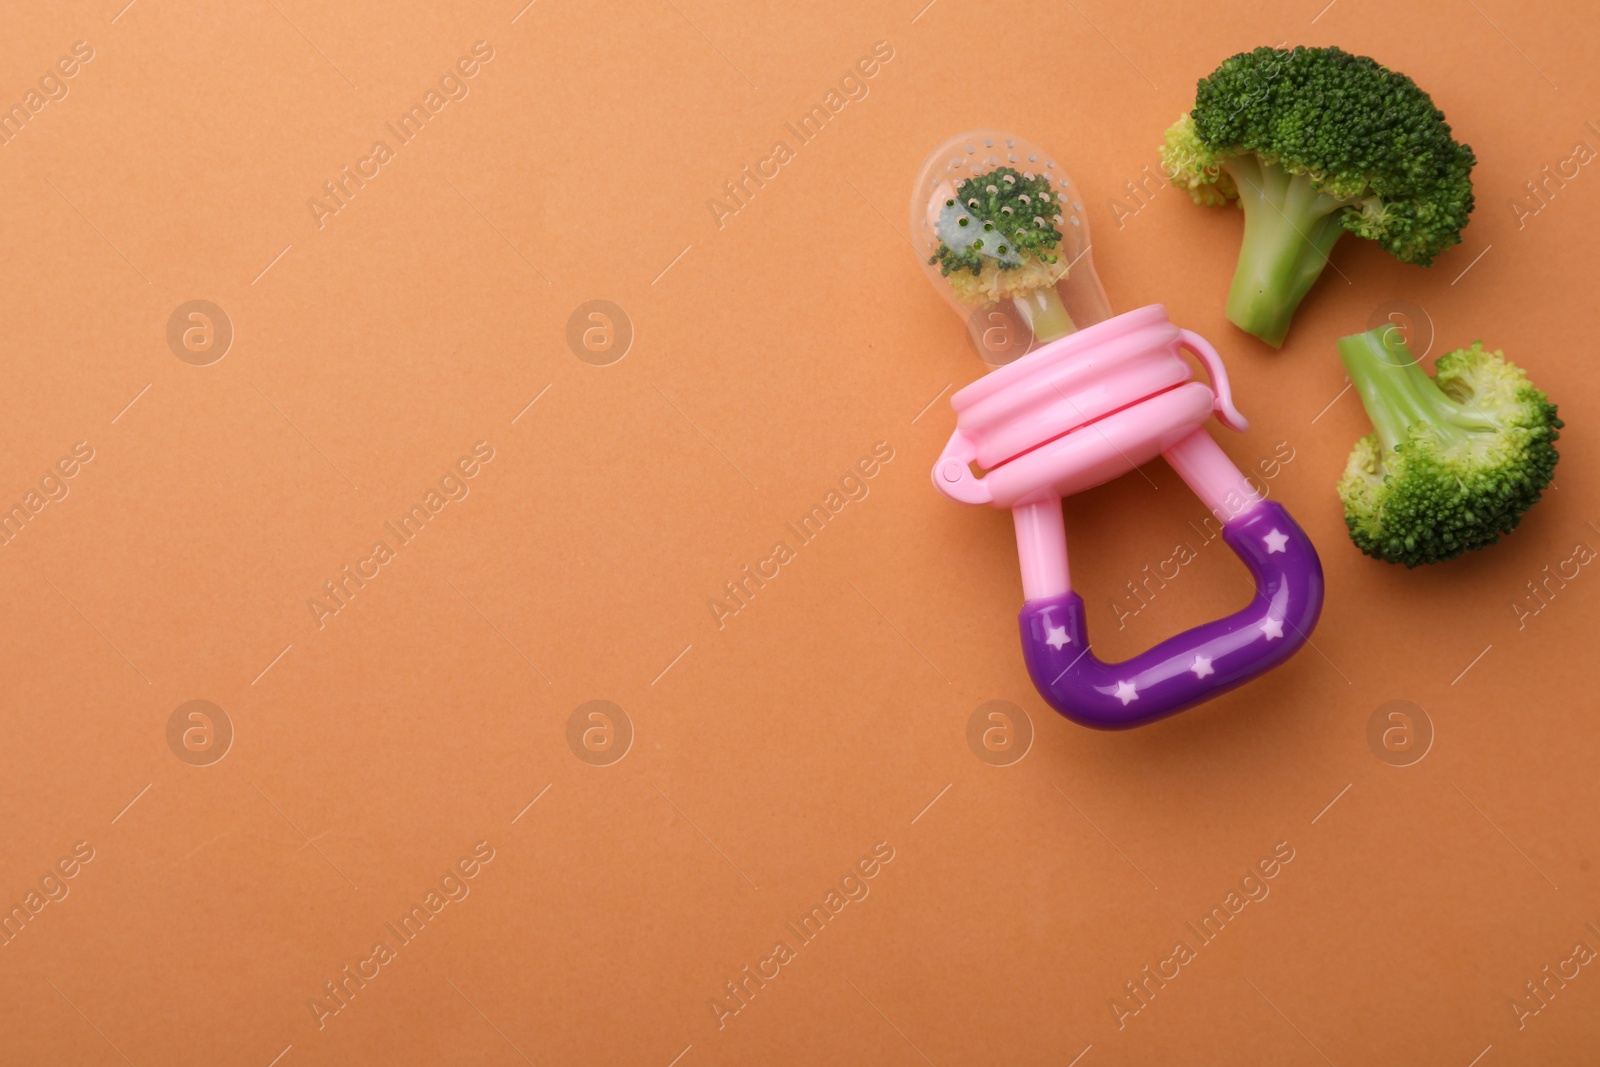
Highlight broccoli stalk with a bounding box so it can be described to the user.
[929,165,1076,343]
[1335,327,1562,567]
[1013,286,1074,343]
[1162,46,1476,347]
[1223,156,1351,347]
[1339,328,1493,450]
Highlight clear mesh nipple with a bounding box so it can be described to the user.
[910,132,1112,362]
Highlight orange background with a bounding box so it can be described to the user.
[2,0,1598,1063]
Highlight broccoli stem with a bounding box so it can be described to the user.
[1222,156,1351,347]
[1013,285,1075,343]
[1335,327,1493,452]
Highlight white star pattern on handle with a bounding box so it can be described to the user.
[1263,529,1289,554]
[1191,655,1214,678]
[1113,680,1138,705]
[1260,616,1284,640]
[1044,624,1070,650]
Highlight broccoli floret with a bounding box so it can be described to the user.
[928,166,1076,341]
[1336,327,1561,567]
[1161,46,1477,347]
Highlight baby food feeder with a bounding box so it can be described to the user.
[916,131,1324,729]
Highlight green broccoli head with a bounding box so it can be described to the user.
[930,166,1065,277]
[1161,46,1476,346]
[927,166,1077,341]
[1336,328,1560,567]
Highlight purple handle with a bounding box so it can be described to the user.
[1019,500,1324,729]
